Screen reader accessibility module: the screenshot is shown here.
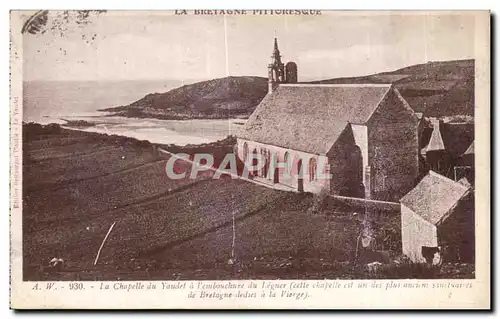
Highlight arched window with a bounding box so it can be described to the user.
[261,149,270,178]
[297,159,304,192]
[309,157,317,182]
[260,148,266,177]
[266,149,271,178]
[273,69,278,82]
[242,142,248,163]
[284,152,291,174]
[251,148,258,176]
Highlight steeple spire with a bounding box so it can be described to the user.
[267,31,285,94]
[271,31,282,64]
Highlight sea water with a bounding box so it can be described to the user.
[22,80,245,145]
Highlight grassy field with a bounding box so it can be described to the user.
[21,124,473,280]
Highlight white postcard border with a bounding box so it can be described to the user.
[9,10,491,310]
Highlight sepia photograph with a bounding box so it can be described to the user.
[9,9,490,309]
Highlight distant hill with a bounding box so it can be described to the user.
[309,59,474,118]
[101,59,474,120]
[100,76,268,120]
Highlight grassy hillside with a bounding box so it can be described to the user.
[22,124,473,280]
[101,59,473,121]
[22,124,361,280]
[100,76,268,120]
[310,59,474,117]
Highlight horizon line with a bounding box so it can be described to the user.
[23,57,474,83]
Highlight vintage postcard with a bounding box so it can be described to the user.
[10,10,490,309]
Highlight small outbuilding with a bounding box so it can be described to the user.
[454,140,475,183]
[400,171,474,263]
[419,119,474,180]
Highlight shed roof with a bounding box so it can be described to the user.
[237,84,392,154]
[425,119,445,152]
[400,171,470,225]
[441,123,475,157]
[420,121,474,157]
[464,140,474,155]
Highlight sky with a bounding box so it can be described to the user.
[22,11,477,82]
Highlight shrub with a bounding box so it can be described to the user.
[372,212,402,254]
[308,187,330,214]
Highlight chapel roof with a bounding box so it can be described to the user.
[237,83,395,154]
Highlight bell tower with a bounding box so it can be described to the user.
[268,33,285,94]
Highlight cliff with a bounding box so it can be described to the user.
[101,59,474,120]
[100,76,268,120]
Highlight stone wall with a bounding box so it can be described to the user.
[401,204,438,263]
[327,126,365,197]
[236,138,329,193]
[368,89,419,201]
[437,192,475,263]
